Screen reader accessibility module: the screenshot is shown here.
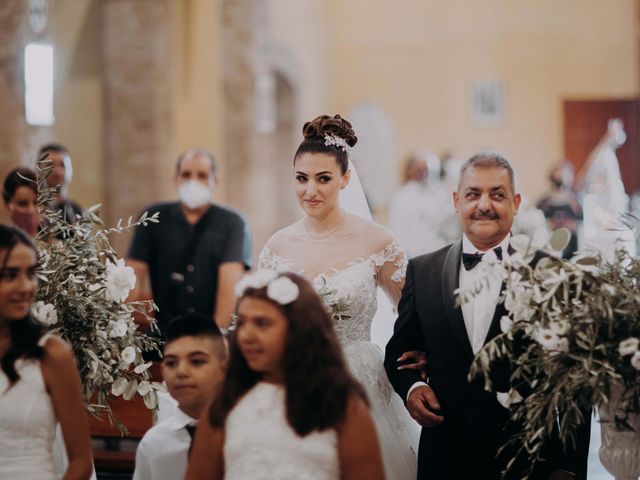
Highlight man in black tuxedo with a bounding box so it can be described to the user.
[385,152,588,479]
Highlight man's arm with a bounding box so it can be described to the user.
[215,261,245,328]
[215,213,252,328]
[384,259,426,399]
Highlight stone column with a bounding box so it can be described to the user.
[221,0,258,214]
[101,0,174,254]
[0,1,27,184]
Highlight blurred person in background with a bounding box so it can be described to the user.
[389,152,455,257]
[537,161,582,259]
[37,144,83,225]
[3,167,39,237]
[127,148,252,336]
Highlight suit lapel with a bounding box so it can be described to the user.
[442,240,474,360]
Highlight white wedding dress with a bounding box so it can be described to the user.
[260,213,418,480]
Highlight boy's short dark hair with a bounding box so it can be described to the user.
[164,313,226,361]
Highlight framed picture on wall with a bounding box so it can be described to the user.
[470,81,505,127]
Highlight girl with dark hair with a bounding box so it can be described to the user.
[2,167,40,237]
[186,271,384,480]
[0,224,92,479]
[258,114,418,478]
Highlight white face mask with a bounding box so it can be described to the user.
[178,180,213,209]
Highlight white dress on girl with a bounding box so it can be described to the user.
[0,335,58,480]
[224,382,339,479]
[259,214,418,480]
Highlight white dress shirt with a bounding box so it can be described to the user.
[406,234,510,401]
[459,233,510,354]
[133,408,197,480]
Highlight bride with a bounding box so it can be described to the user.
[259,115,418,479]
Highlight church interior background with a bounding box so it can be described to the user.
[0,1,638,477]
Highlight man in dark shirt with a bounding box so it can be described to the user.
[38,143,83,224]
[127,149,251,335]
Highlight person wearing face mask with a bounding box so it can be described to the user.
[536,161,582,259]
[127,149,252,337]
[3,167,41,238]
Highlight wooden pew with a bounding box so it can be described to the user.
[90,364,162,477]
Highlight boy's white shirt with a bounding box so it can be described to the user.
[132,407,197,480]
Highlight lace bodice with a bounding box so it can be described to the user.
[0,355,57,479]
[224,382,339,480]
[259,216,407,344]
[261,242,405,343]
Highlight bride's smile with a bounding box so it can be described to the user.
[294,152,350,230]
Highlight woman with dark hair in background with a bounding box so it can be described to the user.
[3,167,40,237]
[0,224,92,479]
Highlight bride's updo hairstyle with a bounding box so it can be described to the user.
[294,114,358,174]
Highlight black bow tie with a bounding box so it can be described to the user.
[462,246,503,271]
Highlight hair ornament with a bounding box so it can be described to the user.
[324,134,352,154]
[235,269,299,305]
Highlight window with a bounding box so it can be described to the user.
[24,43,54,126]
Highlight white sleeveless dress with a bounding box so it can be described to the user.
[259,219,418,480]
[224,382,340,479]
[0,341,58,479]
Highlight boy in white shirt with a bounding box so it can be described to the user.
[133,313,227,480]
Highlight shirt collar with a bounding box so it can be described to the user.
[166,407,198,431]
[462,233,511,255]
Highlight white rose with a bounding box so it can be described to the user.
[496,389,523,409]
[137,380,153,396]
[619,337,639,356]
[106,258,136,303]
[631,351,640,371]
[108,319,128,338]
[267,277,299,305]
[499,315,513,334]
[31,301,58,326]
[533,327,562,351]
[120,346,136,366]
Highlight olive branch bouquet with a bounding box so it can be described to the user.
[33,161,163,432]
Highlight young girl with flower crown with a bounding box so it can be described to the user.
[0,224,92,479]
[186,270,384,480]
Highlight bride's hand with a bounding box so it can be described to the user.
[396,351,427,371]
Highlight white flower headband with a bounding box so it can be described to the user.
[234,269,300,305]
[324,134,351,154]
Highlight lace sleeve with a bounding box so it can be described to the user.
[370,241,408,308]
[258,247,291,272]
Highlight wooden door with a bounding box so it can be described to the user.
[564,99,640,194]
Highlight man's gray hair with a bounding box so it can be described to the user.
[458,151,516,192]
[176,148,217,174]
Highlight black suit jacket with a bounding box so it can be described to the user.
[384,241,590,480]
